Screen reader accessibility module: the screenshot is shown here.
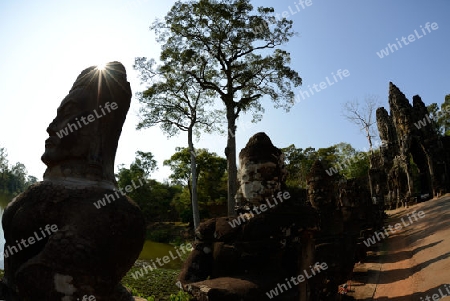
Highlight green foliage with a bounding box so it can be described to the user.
[164,147,227,220]
[282,144,317,188]
[282,142,370,188]
[135,24,224,229]
[333,142,369,179]
[169,291,192,301]
[121,267,184,300]
[116,152,181,222]
[443,94,450,136]
[141,0,302,215]
[316,146,339,166]
[135,151,158,177]
[126,288,190,301]
[147,229,172,243]
[427,103,441,135]
[148,0,301,114]
[135,57,222,138]
[163,148,193,186]
[116,147,228,224]
[427,95,450,136]
[0,146,36,195]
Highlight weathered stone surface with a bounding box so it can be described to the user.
[179,132,319,301]
[306,160,382,299]
[371,82,450,209]
[42,62,132,187]
[307,160,336,211]
[235,132,287,207]
[1,62,145,300]
[184,277,262,301]
[376,106,398,165]
[178,242,214,284]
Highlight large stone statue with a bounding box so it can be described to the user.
[178,132,320,301]
[1,62,146,301]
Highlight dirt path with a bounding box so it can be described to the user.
[348,194,450,300]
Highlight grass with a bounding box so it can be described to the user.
[0,265,191,300]
[121,264,187,300]
[121,223,194,300]
[120,240,194,300]
[0,224,195,300]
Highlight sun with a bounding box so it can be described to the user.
[96,62,107,71]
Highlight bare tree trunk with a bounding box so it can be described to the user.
[188,127,200,230]
[225,105,237,217]
[366,129,373,153]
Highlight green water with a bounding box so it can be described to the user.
[138,240,184,269]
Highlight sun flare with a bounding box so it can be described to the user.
[96,62,107,71]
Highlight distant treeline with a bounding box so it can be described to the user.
[117,143,373,226]
[0,146,37,195]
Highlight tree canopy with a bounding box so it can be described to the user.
[282,142,371,189]
[135,52,222,229]
[164,147,227,218]
[427,94,450,136]
[139,0,302,215]
[113,141,374,226]
[0,146,36,195]
[116,151,179,222]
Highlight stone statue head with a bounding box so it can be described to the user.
[41,61,131,187]
[235,132,287,207]
[307,160,335,210]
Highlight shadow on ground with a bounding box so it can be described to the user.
[357,284,450,301]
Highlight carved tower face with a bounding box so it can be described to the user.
[41,62,131,184]
[42,87,96,168]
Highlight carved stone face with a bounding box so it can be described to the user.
[41,62,131,183]
[235,132,286,207]
[238,161,281,205]
[42,87,96,167]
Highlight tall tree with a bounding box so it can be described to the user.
[9,162,27,193]
[333,142,369,179]
[0,147,8,192]
[140,0,302,216]
[135,62,221,229]
[164,147,227,223]
[0,147,34,194]
[282,145,317,189]
[164,147,227,204]
[426,95,450,136]
[342,96,381,198]
[342,95,380,152]
[440,94,450,136]
[25,175,38,187]
[427,103,443,135]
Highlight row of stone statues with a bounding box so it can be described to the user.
[178,132,382,300]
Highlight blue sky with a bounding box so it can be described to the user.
[0,0,449,182]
